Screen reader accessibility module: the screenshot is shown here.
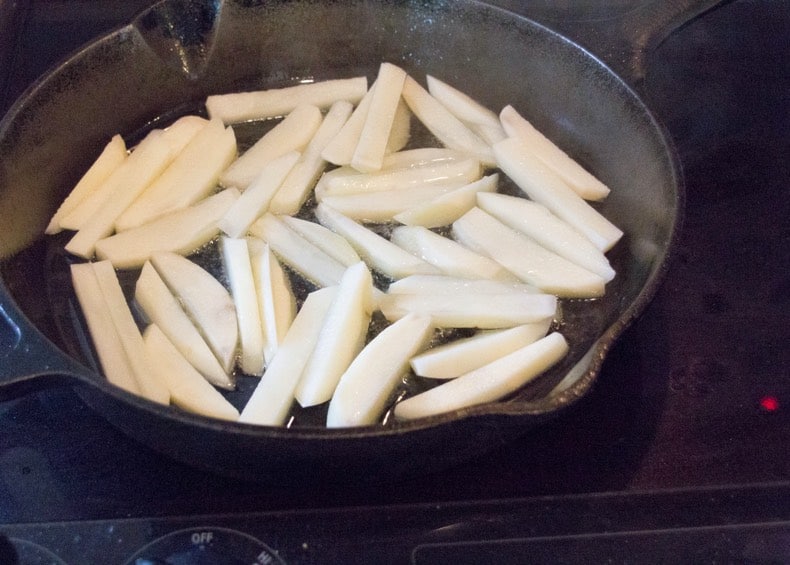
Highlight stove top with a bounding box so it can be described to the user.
[0,1,788,563]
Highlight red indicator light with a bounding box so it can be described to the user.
[759,396,780,412]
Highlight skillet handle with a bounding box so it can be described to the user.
[0,285,95,399]
[509,0,723,90]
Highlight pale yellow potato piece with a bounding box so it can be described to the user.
[327,313,434,428]
[115,119,237,231]
[321,81,376,166]
[70,262,139,395]
[280,215,360,267]
[394,332,569,420]
[239,287,337,427]
[47,134,127,234]
[206,76,368,124]
[295,262,374,407]
[94,188,240,269]
[493,137,622,251]
[135,261,233,389]
[319,184,455,223]
[410,322,552,379]
[453,207,606,298]
[150,251,238,374]
[426,75,506,145]
[143,324,239,421]
[500,105,610,200]
[220,104,322,189]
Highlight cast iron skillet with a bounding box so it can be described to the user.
[0,0,716,482]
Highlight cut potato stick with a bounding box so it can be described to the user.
[115,119,237,231]
[269,100,354,215]
[386,274,540,296]
[239,286,337,426]
[385,98,411,154]
[65,131,176,259]
[248,238,296,364]
[206,76,368,124]
[381,147,466,170]
[149,251,238,374]
[47,134,127,234]
[390,225,515,281]
[426,75,506,145]
[410,322,552,379]
[378,291,557,328]
[221,237,265,376]
[477,192,615,281]
[319,184,456,222]
[249,214,347,287]
[315,203,439,279]
[317,157,481,197]
[220,104,322,189]
[394,332,569,420]
[401,75,496,166]
[92,260,170,405]
[393,173,498,228]
[493,136,622,251]
[143,324,239,421]
[295,262,374,407]
[500,105,610,200]
[321,80,376,166]
[351,62,407,172]
[95,188,240,269]
[453,207,606,298]
[70,262,140,395]
[160,115,210,155]
[327,313,434,427]
[280,215,361,267]
[135,261,234,389]
[218,151,300,238]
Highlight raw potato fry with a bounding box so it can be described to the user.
[280,215,361,267]
[221,237,265,376]
[394,332,569,420]
[115,119,237,231]
[249,214,347,287]
[385,98,411,154]
[410,322,552,379]
[426,75,506,145]
[386,274,540,296]
[70,262,140,395]
[143,324,240,421]
[239,286,337,426]
[477,192,615,281]
[319,184,457,222]
[351,62,407,172]
[65,131,176,258]
[95,188,240,269]
[269,100,354,215]
[218,150,300,238]
[248,238,296,364]
[493,136,622,251]
[160,115,211,155]
[206,76,368,124]
[378,291,557,328]
[92,260,170,405]
[453,207,606,298]
[295,262,374,407]
[390,225,515,281]
[500,105,610,200]
[321,81,376,166]
[393,173,499,228]
[327,313,434,428]
[135,261,234,390]
[220,104,322,189]
[315,203,440,279]
[316,158,481,197]
[47,134,127,234]
[381,147,466,170]
[149,251,238,374]
[401,75,496,167]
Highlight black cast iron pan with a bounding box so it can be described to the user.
[0,0,718,482]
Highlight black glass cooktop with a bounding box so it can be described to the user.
[0,1,788,563]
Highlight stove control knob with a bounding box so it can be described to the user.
[125,527,286,565]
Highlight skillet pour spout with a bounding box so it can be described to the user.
[0,0,700,481]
